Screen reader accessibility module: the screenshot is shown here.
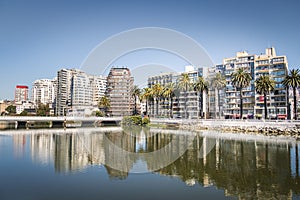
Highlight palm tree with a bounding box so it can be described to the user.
[282,69,300,120]
[255,75,275,119]
[140,87,152,116]
[151,84,164,117]
[162,83,175,118]
[231,68,252,119]
[212,72,226,119]
[131,85,141,115]
[98,96,110,115]
[177,73,191,118]
[193,76,208,119]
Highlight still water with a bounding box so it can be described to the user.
[0,126,299,200]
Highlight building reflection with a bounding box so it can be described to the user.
[13,134,26,158]
[27,127,300,198]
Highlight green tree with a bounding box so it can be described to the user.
[212,72,227,119]
[36,103,50,116]
[151,84,164,117]
[140,87,153,115]
[5,105,16,115]
[255,75,275,119]
[98,96,111,116]
[162,83,175,118]
[282,69,300,120]
[231,68,252,119]
[19,110,28,116]
[177,73,192,119]
[193,76,208,119]
[95,110,104,117]
[131,85,141,115]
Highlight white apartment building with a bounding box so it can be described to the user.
[32,79,56,106]
[56,68,107,116]
[148,66,209,119]
[91,76,107,106]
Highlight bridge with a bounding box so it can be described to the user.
[0,116,122,129]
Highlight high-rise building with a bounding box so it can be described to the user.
[106,67,134,116]
[32,79,56,106]
[222,47,288,119]
[56,68,107,116]
[14,85,28,102]
[56,69,74,116]
[91,76,107,106]
[71,70,93,107]
[147,66,209,119]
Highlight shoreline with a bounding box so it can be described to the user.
[150,118,300,140]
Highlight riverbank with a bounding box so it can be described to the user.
[150,118,300,139]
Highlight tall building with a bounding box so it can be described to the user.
[56,68,107,116]
[147,66,209,119]
[222,47,288,119]
[106,67,134,116]
[32,79,56,106]
[14,85,28,102]
[56,69,74,116]
[70,70,93,107]
[91,76,107,106]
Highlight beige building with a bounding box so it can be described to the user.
[106,67,134,116]
[222,47,288,119]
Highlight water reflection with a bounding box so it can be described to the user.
[2,127,300,199]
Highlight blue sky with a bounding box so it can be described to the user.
[1,0,300,99]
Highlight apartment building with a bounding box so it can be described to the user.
[106,67,134,116]
[14,85,28,103]
[147,66,208,119]
[222,47,288,119]
[56,68,107,116]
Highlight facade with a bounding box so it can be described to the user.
[91,76,107,106]
[207,65,226,119]
[14,85,28,103]
[106,67,134,116]
[32,78,56,106]
[15,101,35,114]
[56,68,107,116]
[147,66,209,119]
[56,69,74,116]
[147,72,178,117]
[222,47,288,119]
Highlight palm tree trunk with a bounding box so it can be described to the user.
[200,91,203,119]
[167,97,170,118]
[145,99,148,115]
[240,88,243,119]
[264,93,267,119]
[217,89,221,119]
[156,98,159,117]
[134,96,137,115]
[170,97,173,118]
[185,85,188,119]
[293,87,297,120]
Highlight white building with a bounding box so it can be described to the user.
[32,79,56,106]
[148,66,209,119]
[56,69,75,116]
[14,85,29,103]
[90,75,107,106]
[56,68,107,116]
[15,101,35,114]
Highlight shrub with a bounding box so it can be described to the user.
[122,115,142,126]
[142,117,150,125]
[95,111,104,117]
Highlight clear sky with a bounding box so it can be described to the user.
[1,0,300,100]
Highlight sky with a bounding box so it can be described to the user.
[1,0,300,100]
